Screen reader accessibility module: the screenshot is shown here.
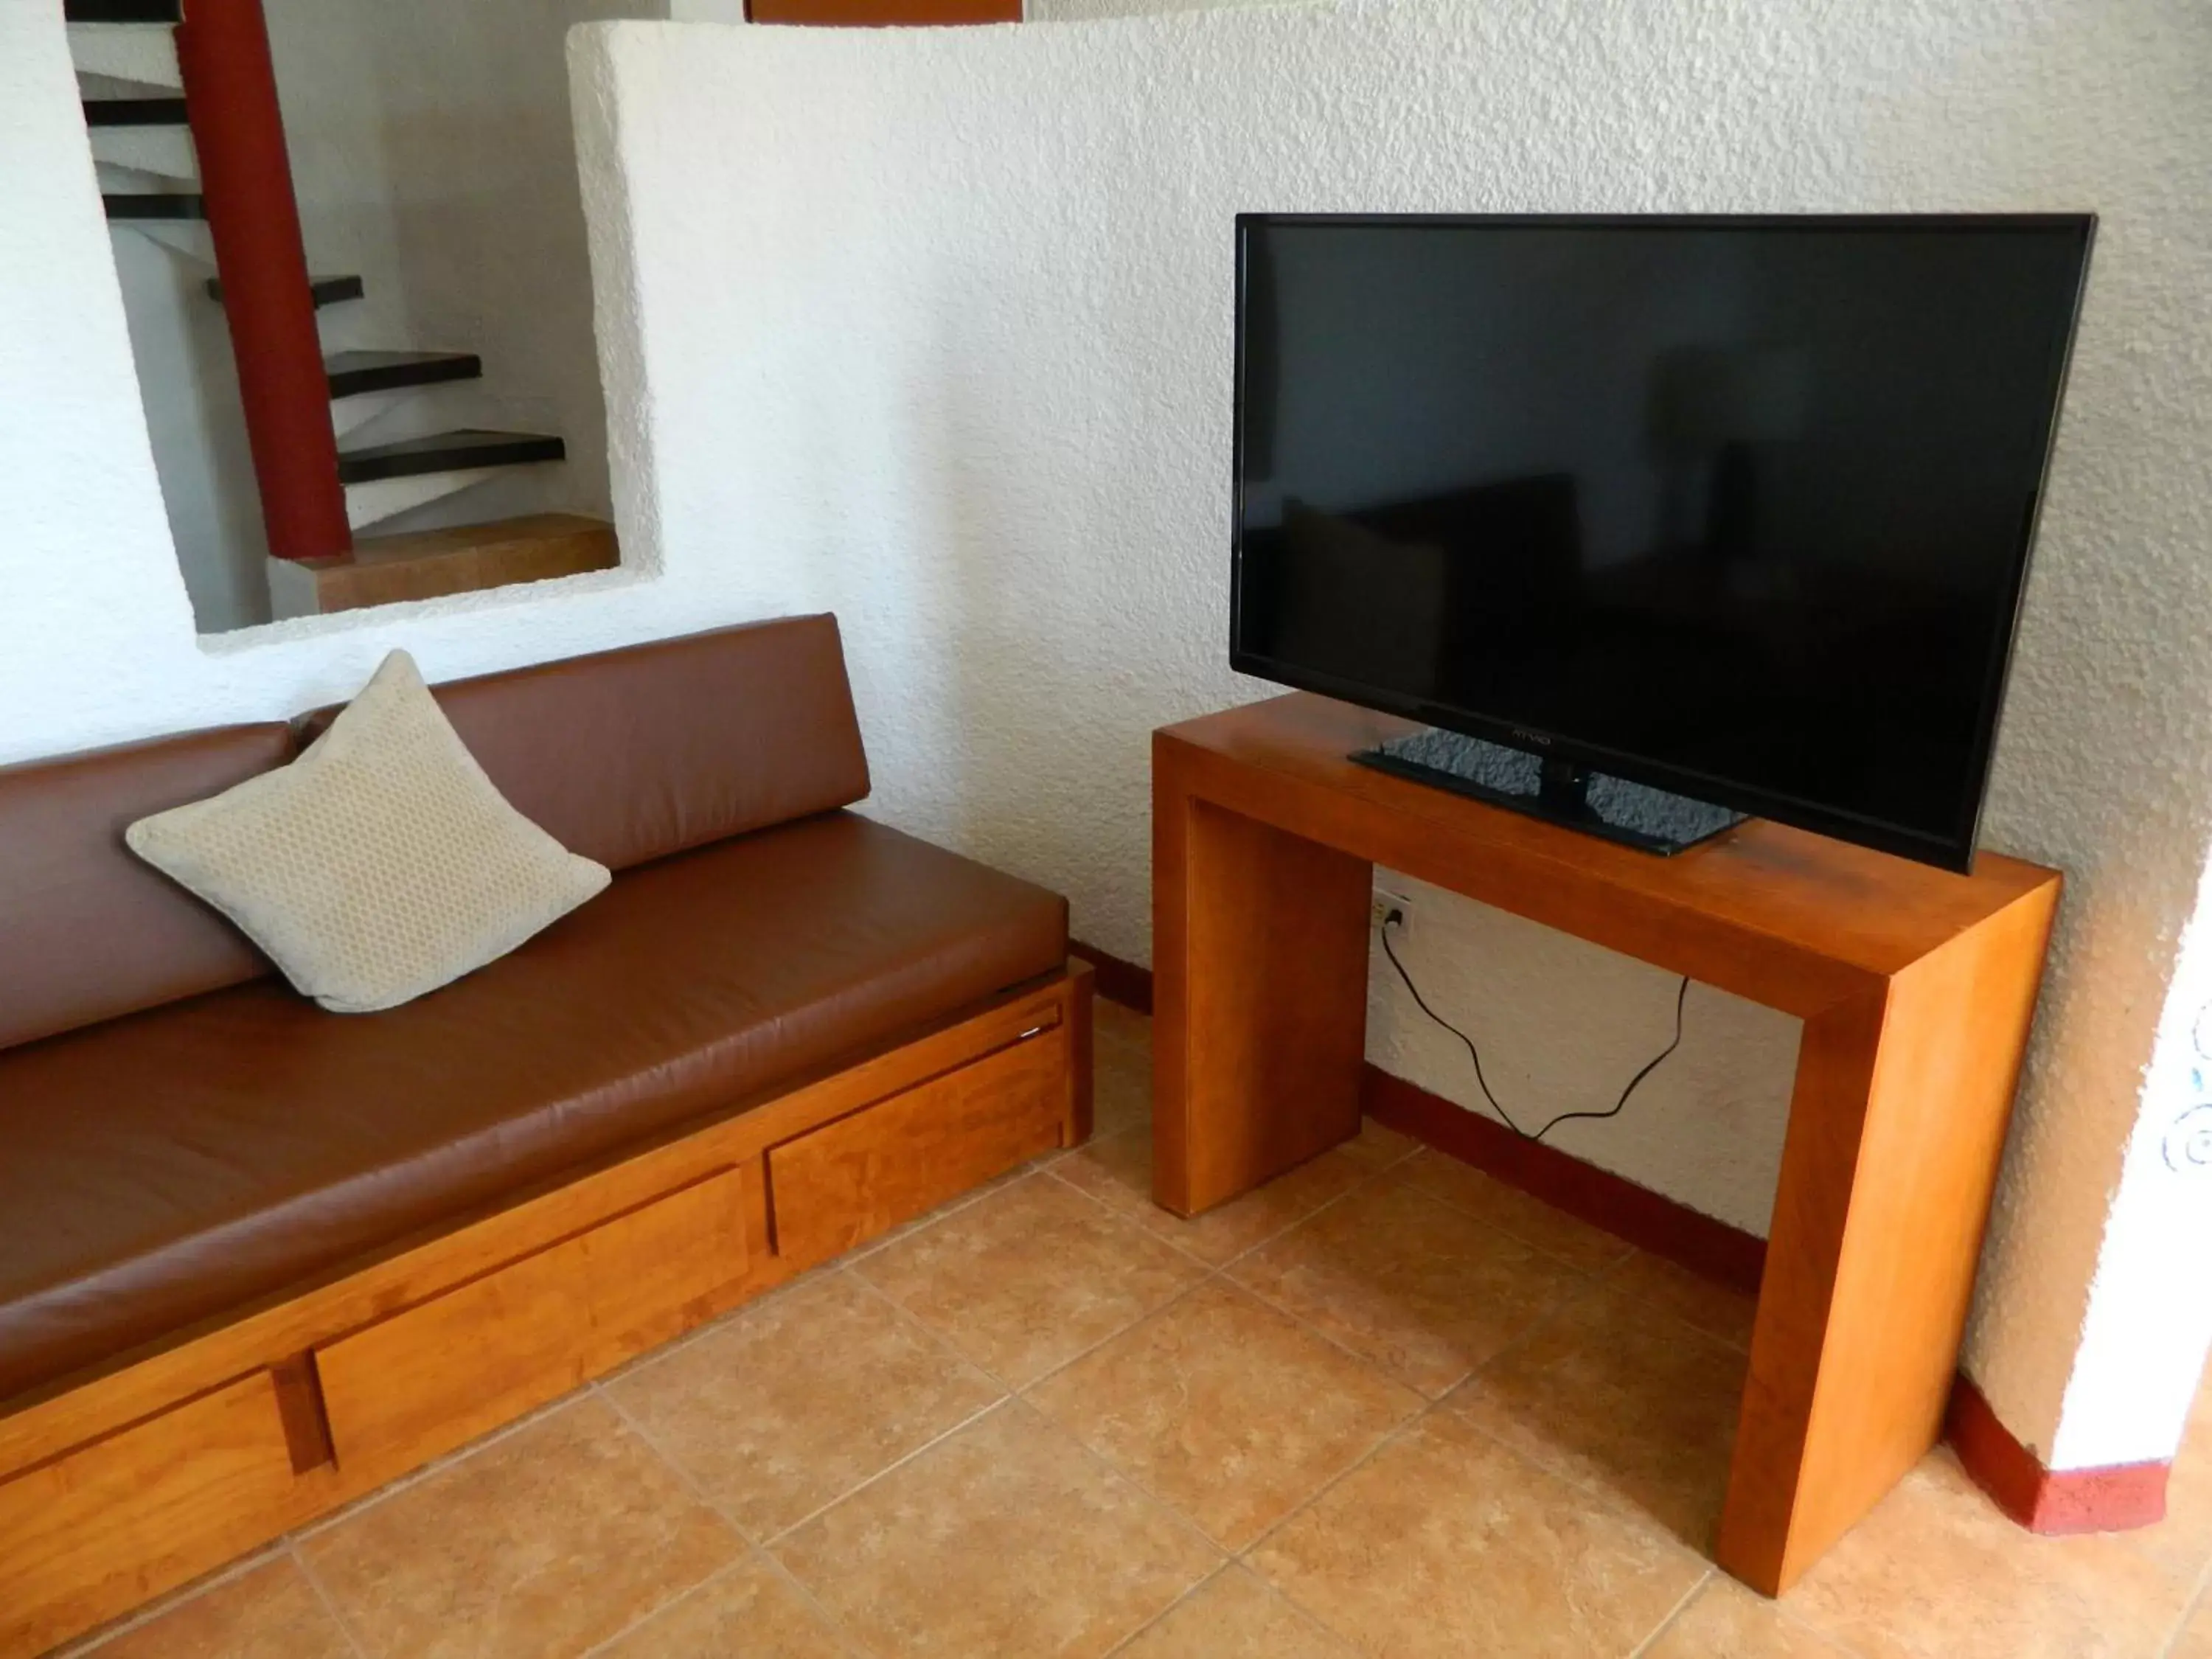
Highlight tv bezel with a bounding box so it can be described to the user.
[1228,211,2096,874]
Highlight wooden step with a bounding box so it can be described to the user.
[274,514,619,616]
[102,192,203,221]
[83,96,187,127]
[336,428,565,487]
[66,22,181,89]
[325,350,482,400]
[65,0,181,21]
[206,273,364,310]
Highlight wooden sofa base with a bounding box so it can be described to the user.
[0,963,1093,1659]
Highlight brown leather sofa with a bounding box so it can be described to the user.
[0,616,1091,1658]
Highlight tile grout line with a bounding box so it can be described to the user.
[284,1388,585,1544]
[1093,1562,1238,1659]
[48,1542,292,1658]
[843,1169,1215,1399]
[990,1391,1235,1646]
[602,1253,858,1383]
[836,1256,1031,1398]
[588,1378,891,1659]
[802,1172,1297,1650]
[1385,1159,1638,1280]
[622,1235,1231,1659]
[1006,1119,1652,1566]
[1621,1567,1713,1658]
[757,1391,1015,1550]
[288,1540,374,1659]
[1230,1394,1455,1569]
[1030,1165,1391,1385]
[598,1254,858,1397]
[570,1557,753,1659]
[742,1547,887,1659]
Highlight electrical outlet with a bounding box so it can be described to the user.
[1371,888,1411,933]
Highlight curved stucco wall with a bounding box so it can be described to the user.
[563,1,2212,1470]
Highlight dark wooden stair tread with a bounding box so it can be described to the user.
[325,350,484,400]
[65,0,182,21]
[103,192,204,221]
[337,429,566,486]
[83,97,188,128]
[206,273,365,309]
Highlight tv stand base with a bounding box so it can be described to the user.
[1354,725,1746,855]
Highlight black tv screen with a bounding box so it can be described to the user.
[1231,214,2093,871]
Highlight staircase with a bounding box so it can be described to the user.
[69,0,617,619]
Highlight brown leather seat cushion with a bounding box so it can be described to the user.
[0,813,1065,1402]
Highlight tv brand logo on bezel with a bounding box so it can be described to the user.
[1512,729,1553,747]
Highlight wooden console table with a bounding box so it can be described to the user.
[1151,692,2059,1593]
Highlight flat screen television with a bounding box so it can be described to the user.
[1231,213,2093,872]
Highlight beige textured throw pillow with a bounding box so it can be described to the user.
[127,650,610,1013]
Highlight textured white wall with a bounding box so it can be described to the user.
[1368,878,1801,1238]
[567,1,2212,1472]
[1030,0,1276,15]
[108,229,273,631]
[2053,872,2212,1468]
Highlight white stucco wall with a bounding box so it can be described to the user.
[108,229,274,632]
[1367,878,1802,1239]
[6,0,2209,1478]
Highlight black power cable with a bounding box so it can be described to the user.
[1376,913,1690,1145]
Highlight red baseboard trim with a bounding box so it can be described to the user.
[1360,1065,1769,1296]
[1068,940,1153,1016]
[1943,1374,2169,1534]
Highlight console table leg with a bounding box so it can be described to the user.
[1719,893,2056,1593]
[1154,787,1371,1217]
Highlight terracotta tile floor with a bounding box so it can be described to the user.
[61,999,2212,1658]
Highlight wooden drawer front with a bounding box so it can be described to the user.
[0,1371,301,1659]
[770,1025,1069,1265]
[316,1167,748,1486]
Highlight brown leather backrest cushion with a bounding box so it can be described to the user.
[298,615,872,872]
[0,724,293,1051]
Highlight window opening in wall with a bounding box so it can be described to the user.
[72,0,629,632]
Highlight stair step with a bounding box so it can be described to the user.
[103,192,204,220]
[66,24,182,91]
[336,428,566,487]
[83,95,187,127]
[65,0,181,21]
[93,129,196,184]
[270,513,619,616]
[325,350,483,400]
[205,272,365,309]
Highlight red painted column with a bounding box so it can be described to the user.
[175,0,350,560]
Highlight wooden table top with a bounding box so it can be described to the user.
[1156,693,2059,1012]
